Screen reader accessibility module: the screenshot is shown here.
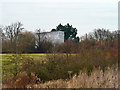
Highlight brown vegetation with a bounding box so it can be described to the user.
[2,65,118,88]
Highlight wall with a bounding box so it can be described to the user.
[39,31,64,44]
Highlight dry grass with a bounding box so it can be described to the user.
[3,65,118,88]
[67,66,118,88]
[30,65,118,88]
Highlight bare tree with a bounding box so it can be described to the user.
[3,22,24,53]
[5,22,24,42]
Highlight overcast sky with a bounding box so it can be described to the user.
[0,0,119,36]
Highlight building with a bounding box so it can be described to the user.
[36,31,64,44]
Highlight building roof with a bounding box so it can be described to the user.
[36,31,64,34]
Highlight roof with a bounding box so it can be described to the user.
[36,31,64,34]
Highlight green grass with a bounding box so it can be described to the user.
[2,54,48,82]
[1,53,75,62]
[2,54,47,62]
[1,53,76,82]
[2,54,48,75]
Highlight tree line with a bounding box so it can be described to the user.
[1,22,119,53]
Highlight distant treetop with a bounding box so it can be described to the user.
[51,23,79,42]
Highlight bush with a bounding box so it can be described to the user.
[2,45,118,84]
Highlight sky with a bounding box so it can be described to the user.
[0,0,119,37]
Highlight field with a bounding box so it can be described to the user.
[2,54,47,61]
[2,53,77,68]
[2,53,74,82]
[2,54,48,80]
[1,52,118,88]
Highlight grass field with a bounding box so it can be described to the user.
[1,54,47,69]
[1,54,48,82]
[1,53,118,88]
[1,53,76,65]
[1,53,71,79]
[1,53,72,61]
[2,54,47,61]
[1,53,77,82]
